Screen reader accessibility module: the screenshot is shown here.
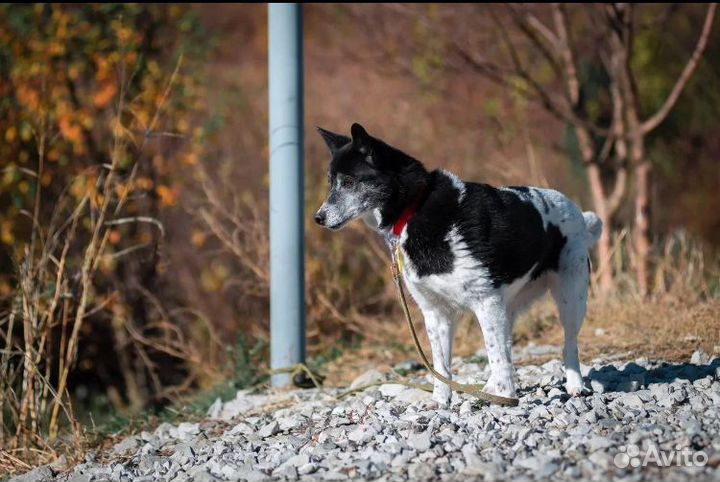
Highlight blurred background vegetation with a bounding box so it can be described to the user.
[1,3,719,474]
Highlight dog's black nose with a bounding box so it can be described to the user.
[314,211,326,226]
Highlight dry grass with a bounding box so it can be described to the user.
[555,297,719,361]
[0,58,223,476]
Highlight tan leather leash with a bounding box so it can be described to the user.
[391,245,520,407]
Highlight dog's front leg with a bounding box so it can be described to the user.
[474,296,516,398]
[420,305,456,407]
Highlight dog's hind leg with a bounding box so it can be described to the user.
[474,296,516,398]
[550,241,591,396]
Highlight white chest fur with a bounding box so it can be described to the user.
[398,226,498,312]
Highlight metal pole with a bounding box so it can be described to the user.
[268,3,305,387]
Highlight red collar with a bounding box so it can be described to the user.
[392,187,428,237]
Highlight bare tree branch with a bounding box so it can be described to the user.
[506,5,563,78]
[551,3,580,105]
[492,13,577,126]
[451,42,580,127]
[597,46,627,166]
[451,41,518,88]
[458,12,610,137]
[641,3,717,134]
[525,10,561,50]
[607,166,628,215]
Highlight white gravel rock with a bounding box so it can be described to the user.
[691,348,710,365]
[206,397,223,418]
[348,424,377,444]
[350,368,385,389]
[9,466,54,482]
[174,422,200,440]
[111,435,142,455]
[408,429,432,452]
[395,388,432,404]
[378,383,407,398]
[217,390,270,420]
[257,420,280,438]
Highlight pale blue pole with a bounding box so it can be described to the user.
[268,3,305,387]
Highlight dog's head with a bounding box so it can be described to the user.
[314,123,399,230]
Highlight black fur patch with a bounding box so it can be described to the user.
[529,222,566,280]
[404,176,566,286]
[507,186,530,194]
[404,172,458,276]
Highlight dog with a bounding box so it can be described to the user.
[314,123,602,406]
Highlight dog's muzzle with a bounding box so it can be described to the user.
[314,209,327,226]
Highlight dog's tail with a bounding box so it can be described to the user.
[582,211,603,246]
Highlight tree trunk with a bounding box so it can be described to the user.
[586,162,614,292]
[634,160,652,296]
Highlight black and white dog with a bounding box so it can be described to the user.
[314,123,602,406]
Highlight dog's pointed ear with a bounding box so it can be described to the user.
[350,123,376,164]
[351,123,371,149]
[317,127,350,155]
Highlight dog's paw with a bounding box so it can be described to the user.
[565,381,589,397]
[483,375,516,398]
[565,373,588,397]
[432,384,452,408]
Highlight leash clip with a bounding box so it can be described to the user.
[386,233,402,278]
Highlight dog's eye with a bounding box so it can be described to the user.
[341,177,355,189]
